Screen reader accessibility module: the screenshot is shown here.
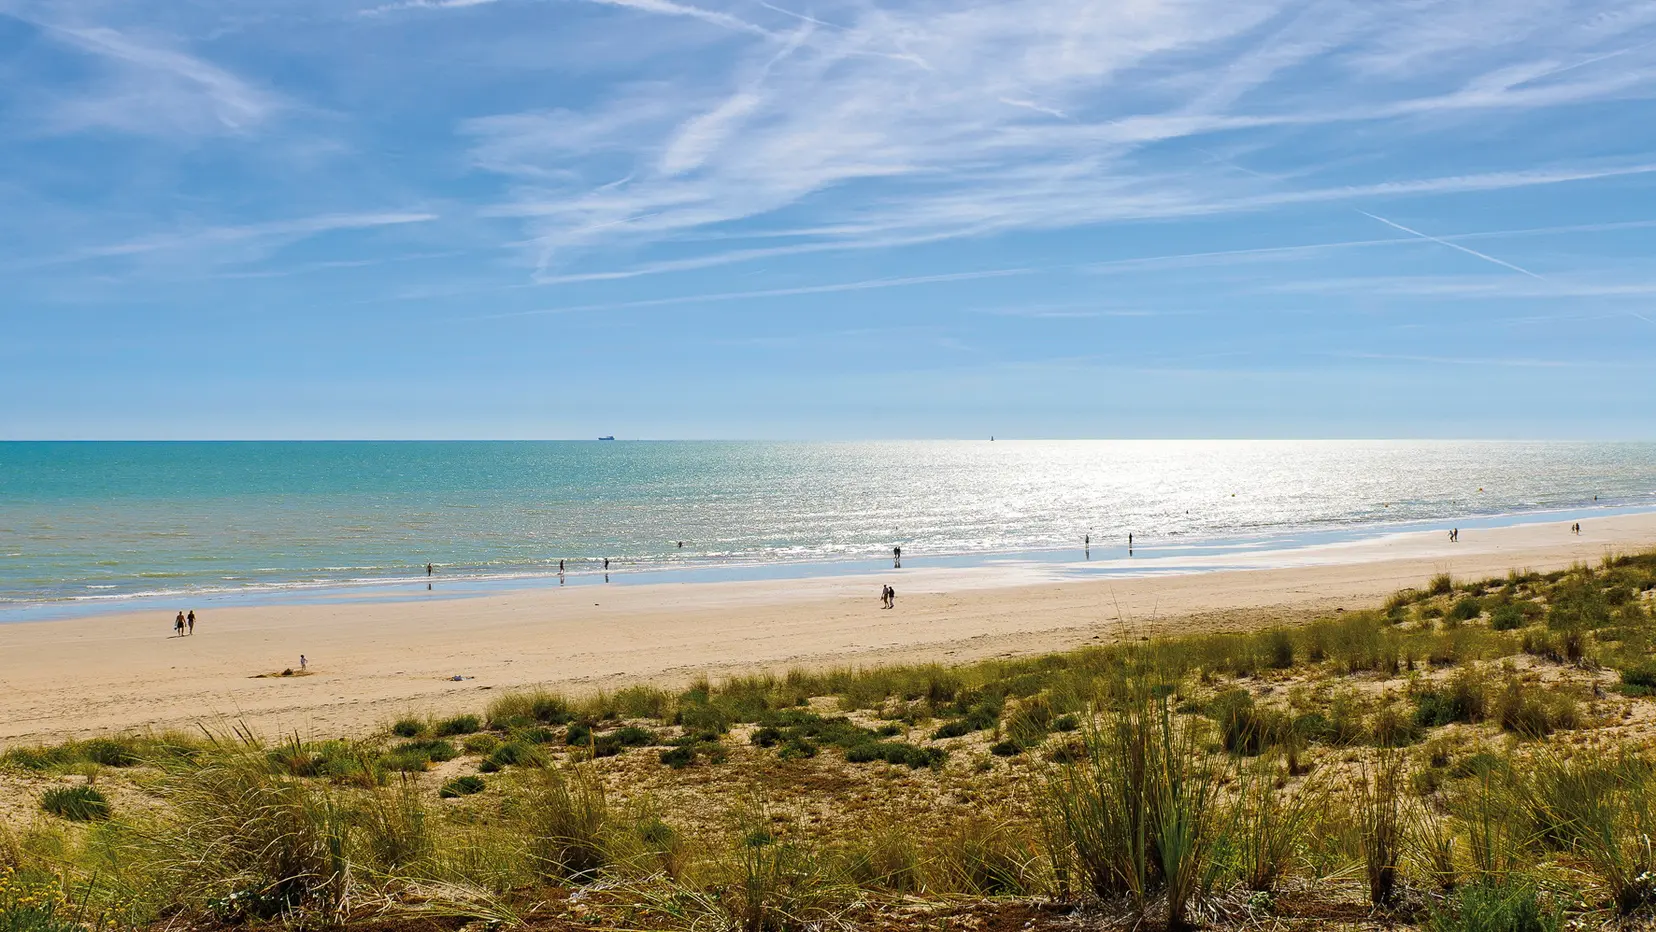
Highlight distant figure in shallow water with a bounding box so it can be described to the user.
[603,557,610,570]
[427,563,433,576]
[1128,532,1134,555]
[893,546,901,568]
[559,559,565,573]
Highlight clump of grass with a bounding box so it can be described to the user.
[1227,758,1320,893]
[39,785,110,822]
[1428,878,1560,932]
[1429,573,1456,596]
[158,739,355,921]
[930,818,1041,895]
[1517,750,1656,914]
[1356,749,1405,906]
[1413,666,1490,727]
[390,718,424,738]
[521,765,611,882]
[486,689,573,729]
[1043,676,1226,930]
[1208,689,1288,755]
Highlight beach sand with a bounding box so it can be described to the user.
[4,512,1654,745]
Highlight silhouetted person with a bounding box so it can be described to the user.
[187,610,195,635]
[559,559,565,573]
[893,546,901,568]
[427,563,433,576]
[1128,533,1134,555]
[174,611,185,636]
[603,557,610,570]
[887,585,896,608]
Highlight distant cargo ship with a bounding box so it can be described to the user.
[598,436,615,441]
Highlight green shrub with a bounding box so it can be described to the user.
[39,785,110,822]
[79,738,140,767]
[989,740,1022,757]
[676,702,730,734]
[613,726,656,747]
[778,738,818,760]
[1490,603,1526,631]
[391,718,424,738]
[434,714,481,736]
[844,741,946,769]
[486,741,541,769]
[462,733,500,754]
[1413,668,1488,727]
[1448,596,1483,624]
[1429,573,1455,596]
[659,746,697,769]
[438,775,486,799]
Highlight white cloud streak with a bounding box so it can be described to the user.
[38,24,282,136]
[475,267,1033,318]
[1356,211,1544,279]
[6,212,440,271]
[451,0,1656,279]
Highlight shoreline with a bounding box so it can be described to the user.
[5,510,1656,746]
[6,499,1652,623]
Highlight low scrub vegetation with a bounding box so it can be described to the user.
[5,553,1656,931]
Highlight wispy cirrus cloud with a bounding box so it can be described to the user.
[475,267,1032,318]
[5,211,439,272]
[31,24,283,137]
[442,0,1656,280]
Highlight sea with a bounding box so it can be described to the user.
[2,440,1653,619]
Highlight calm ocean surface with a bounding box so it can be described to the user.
[2,441,1654,615]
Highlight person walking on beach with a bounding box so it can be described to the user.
[173,611,185,637]
[887,585,896,609]
[299,654,307,671]
[603,557,610,570]
[1128,532,1134,555]
[187,610,195,635]
[880,585,890,608]
[893,546,901,568]
[559,559,565,573]
[427,563,433,577]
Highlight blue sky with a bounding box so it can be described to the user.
[3,0,1656,439]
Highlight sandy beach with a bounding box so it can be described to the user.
[3,511,1654,746]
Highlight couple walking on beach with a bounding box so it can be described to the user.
[880,585,897,609]
[173,610,195,636]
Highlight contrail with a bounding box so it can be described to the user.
[1357,210,1544,279]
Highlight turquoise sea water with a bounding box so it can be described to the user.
[2,441,1654,615]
